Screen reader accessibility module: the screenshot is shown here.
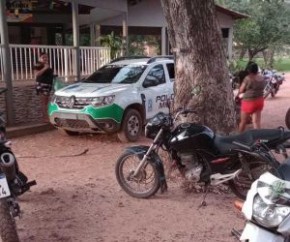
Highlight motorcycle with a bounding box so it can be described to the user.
[285,108,290,130]
[232,142,290,241]
[0,88,36,241]
[115,108,290,201]
[263,69,285,99]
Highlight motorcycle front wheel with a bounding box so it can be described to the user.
[115,152,161,198]
[0,200,19,242]
[228,159,278,200]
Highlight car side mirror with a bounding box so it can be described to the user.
[143,76,159,88]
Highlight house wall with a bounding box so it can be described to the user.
[100,0,234,28]
[100,0,166,27]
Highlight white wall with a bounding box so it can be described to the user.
[100,0,166,27]
[216,12,234,28]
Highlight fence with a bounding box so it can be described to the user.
[0,44,111,82]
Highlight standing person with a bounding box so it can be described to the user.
[34,52,54,122]
[237,62,265,132]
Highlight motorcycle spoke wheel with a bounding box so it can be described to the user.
[115,153,160,198]
[228,160,276,200]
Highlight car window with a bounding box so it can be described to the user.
[84,65,146,84]
[166,63,175,81]
[145,64,165,85]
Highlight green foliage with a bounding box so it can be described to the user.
[237,57,290,71]
[128,35,160,56]
[98,32,122,59]
[216,0,290,59]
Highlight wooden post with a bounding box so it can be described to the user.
[72,0,80,81]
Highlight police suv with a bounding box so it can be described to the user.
[48,56,175,142]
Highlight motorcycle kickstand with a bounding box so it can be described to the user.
[198,185,209,209]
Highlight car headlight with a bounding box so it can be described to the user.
[91,95,115,107]
[50,95,57,103]
[253,195,290,228]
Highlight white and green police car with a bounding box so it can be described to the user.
[48,56,175,142]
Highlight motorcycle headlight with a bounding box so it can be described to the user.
[253,195,290,228]
[91,95,115,107]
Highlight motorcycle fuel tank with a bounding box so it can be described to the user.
[169,123,215,152]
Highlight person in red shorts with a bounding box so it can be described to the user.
[237,62,266,133]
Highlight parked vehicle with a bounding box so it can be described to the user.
[263,69,285,98]
[285,108,290,130]
[115,108,290,200]
[49,56,175,142]
[0,88,36,241]
[232,143,290,241]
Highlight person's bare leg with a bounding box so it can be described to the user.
[239,112,250,133]
[252,111,262,129]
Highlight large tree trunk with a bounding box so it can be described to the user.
[160,0,235,134]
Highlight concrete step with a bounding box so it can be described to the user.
[6,123,55,139]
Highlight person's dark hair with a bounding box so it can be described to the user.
[246,62,258,74]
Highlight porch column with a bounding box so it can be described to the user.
[90,23,96,46]
[95,25,101,46]
[227,27,233,61]
[0,0,14,125]
[122,12,128,57]
[72,0,80,81]
[161,27,167,55]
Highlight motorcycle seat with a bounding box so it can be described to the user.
[214,129,286,154]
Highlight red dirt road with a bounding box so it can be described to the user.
[12,73,290,242]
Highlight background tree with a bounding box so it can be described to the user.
[216,0,290,63]
[160,0,236,134]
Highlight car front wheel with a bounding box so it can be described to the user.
[117,109,142,142]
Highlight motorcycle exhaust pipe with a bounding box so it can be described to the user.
[0,151,16,181]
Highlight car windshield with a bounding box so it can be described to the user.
[84,65,147,84]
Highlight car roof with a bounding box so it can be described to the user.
[107,58,150,66]
[107,56,174,66]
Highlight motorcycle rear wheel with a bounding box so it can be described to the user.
[228,159,278,200]
[115,152,161,198]
[0,200,19,242]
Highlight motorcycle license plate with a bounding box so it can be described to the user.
[240,222,284,242]
[0,174,10,198]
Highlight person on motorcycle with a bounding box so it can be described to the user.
[237,62,266,132]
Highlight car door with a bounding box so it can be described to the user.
[165,62,175,102]
[141,64,169,120]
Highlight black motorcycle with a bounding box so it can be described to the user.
[115,109,290,200]
[0,88,36,242]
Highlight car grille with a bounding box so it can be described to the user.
[55,96,92,109]
[55,118,90,129]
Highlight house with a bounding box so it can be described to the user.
[1,0,247,126]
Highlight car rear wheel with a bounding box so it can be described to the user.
[118,109,142,143]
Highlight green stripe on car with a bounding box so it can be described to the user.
[49,103,124,123]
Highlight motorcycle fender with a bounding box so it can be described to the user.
[124,146,167,193]
[240,222,284,242]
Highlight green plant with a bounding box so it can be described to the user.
[98,32,122,59]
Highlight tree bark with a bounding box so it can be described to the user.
[160,0,235,134]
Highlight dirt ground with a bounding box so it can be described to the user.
[12,73,290,242]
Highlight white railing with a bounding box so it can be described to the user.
[0,44,111,82]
